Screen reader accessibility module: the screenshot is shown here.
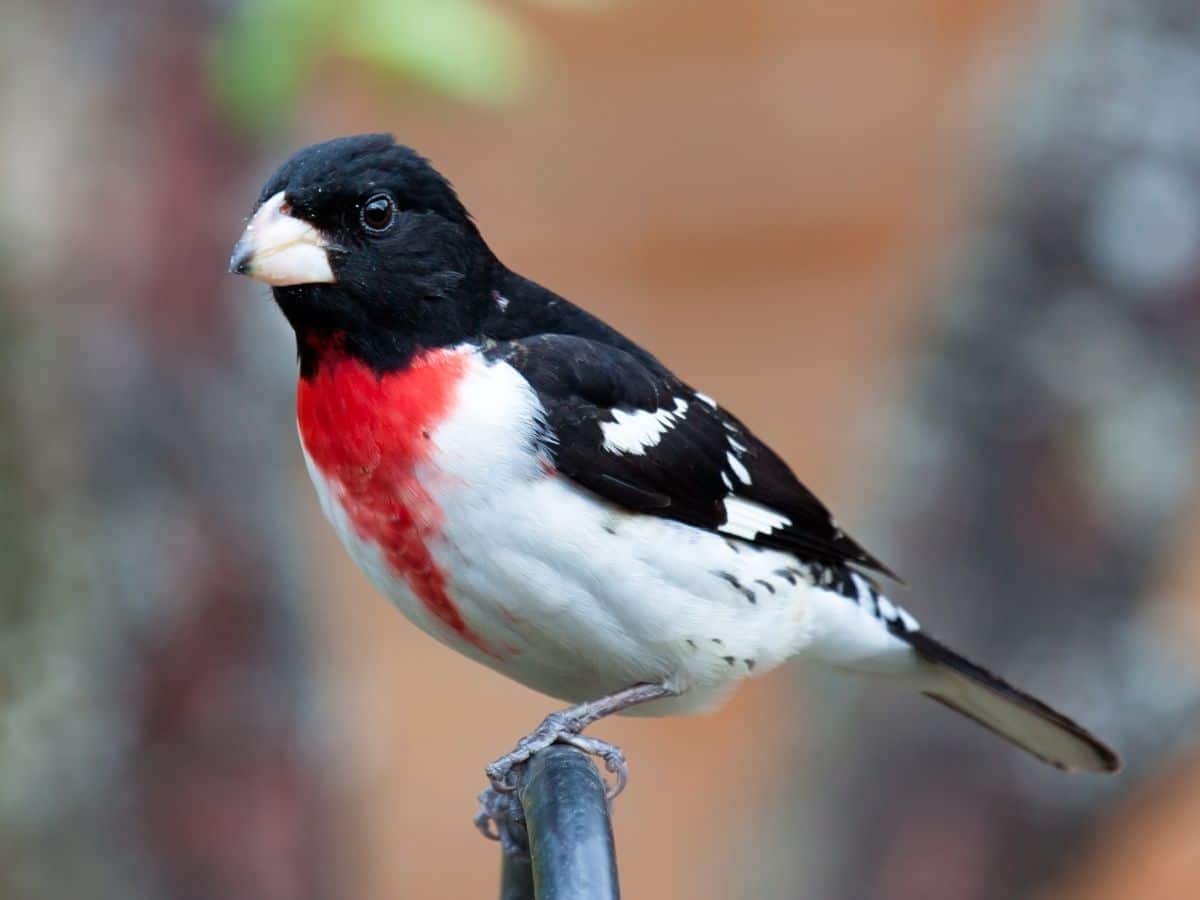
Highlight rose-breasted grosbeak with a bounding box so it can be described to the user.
[229,134,1118,822]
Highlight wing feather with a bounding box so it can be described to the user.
[486,334,897,580]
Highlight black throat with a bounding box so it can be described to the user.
[277,253,501,379]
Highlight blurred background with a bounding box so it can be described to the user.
[2,1,1200,898]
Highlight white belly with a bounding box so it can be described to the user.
[300,350,873,715]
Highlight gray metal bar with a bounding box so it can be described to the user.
[499,844,536,900]
[505,744,620,900]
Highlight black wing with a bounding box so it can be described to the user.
[486,334,897,579]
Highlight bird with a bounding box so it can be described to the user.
[228,134,1119,835]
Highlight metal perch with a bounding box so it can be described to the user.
[492,744,621,900]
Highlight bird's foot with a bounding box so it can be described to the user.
[474,785,528,857]
[484,710,629,800]
[477,683,673,842]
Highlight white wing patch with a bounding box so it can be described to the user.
[600,397,689,455]
[694,391,718,409]
[726,452,752,485]
[877,594,920,632]
[720,496,792,540]
[847,571,921,633]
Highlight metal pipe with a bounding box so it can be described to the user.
[498,744,621,900]
[499,844,536,900]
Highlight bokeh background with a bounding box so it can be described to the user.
[3,1,1200,898]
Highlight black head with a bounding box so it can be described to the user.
[230,134,497,371]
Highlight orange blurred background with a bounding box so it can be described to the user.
[4,2,1200,899]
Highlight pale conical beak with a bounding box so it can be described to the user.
[228,191,336,286]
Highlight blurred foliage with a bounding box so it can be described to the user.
[210,0,603,132]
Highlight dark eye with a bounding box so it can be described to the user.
[360,193,396,233]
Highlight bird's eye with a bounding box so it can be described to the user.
[360,194,396,234]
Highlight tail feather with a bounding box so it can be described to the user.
[906,631,1120,773]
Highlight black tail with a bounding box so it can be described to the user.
[906,631,1120,773]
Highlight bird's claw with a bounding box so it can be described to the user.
[484,710,575,793]
[473,802,499,841]
[558,733,628,800]
[483,713,631,811]
[485,762,519,794]
[475,786,527,857]
[476,687,676,842]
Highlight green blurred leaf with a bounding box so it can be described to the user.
[524,0,615,9]
[336,0,531,103]
[209,0,330,131]
[211,0,540,133]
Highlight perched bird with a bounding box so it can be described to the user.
[229,135,1119,825]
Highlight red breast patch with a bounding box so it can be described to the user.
[297,341,492,654]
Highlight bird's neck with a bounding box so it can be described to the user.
[293,323,438,380]
[483,269,666,370]
[280,280,495,379]
[281,263,664,380]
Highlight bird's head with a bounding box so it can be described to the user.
[230,134,495,362]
